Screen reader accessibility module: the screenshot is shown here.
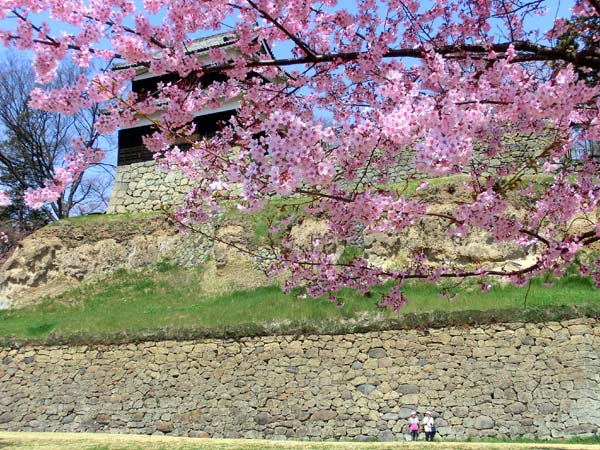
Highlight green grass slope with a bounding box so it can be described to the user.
[1,259,599,345]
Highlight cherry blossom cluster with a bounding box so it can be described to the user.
[23,139,105,209]
[0,191,9,207]
[1,0,599,304]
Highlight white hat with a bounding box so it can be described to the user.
[411,411,417,416]
[425,410,432,415]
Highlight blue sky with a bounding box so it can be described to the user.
[0,0,576,61]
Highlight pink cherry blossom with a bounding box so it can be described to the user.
[0,0,599,306]
[0,191,10,207]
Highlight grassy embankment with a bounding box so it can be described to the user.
[1,173,599,344]
[1,258,599,344]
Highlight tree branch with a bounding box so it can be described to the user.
[245,0,318,59]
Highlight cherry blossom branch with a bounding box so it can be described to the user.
[5,34,124,60]
[488,0,545,18]
[176,205,549,281]
[193,41,600,72]
[82,15,167,49]
[3,0,599,298]
[8,11,600,73]
[425,212,552,246]
[586,0,600,14]
[245,0,318,59]
[294,188,354,203]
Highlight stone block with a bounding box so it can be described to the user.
[157,421,173,433]
[452,406,469,417]
[401,393,420,405]
[189,431,210,438]
[357,384,377,395]
[474,416,495,430]
[473,347,496,358]
[378,430,395,441]
[398,384,418,394]
[310,410,337,421]
[351,361,363,370]
[368,348,387,359]
[255,412,271,425]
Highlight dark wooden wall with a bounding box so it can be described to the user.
[117,109,236,166]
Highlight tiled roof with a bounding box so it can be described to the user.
[113,32,239,70]
[184,32,238,53]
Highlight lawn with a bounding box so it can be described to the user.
[0,432,599,450]
[1,257,599,344]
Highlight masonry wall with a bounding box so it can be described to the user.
[107,161,191,214]
[106,156,420,215]
[1,318,599,441]
[107,132,554,214]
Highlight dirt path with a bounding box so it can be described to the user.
[0,431,599,450]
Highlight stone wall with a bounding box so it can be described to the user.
[1,318,599,441]
[107,157,420,214]
[107,135,556,214]
[107,161,190,214]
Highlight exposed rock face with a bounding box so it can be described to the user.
[1,318,599,440]
[0,204,537,309]
[364,225,529,270]
[0,216,214,309]
[0,214,290,309]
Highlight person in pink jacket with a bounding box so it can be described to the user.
[408,411,419,441]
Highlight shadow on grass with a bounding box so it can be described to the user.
[25,322,55,337]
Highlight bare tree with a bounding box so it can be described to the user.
[0,54,114,227]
